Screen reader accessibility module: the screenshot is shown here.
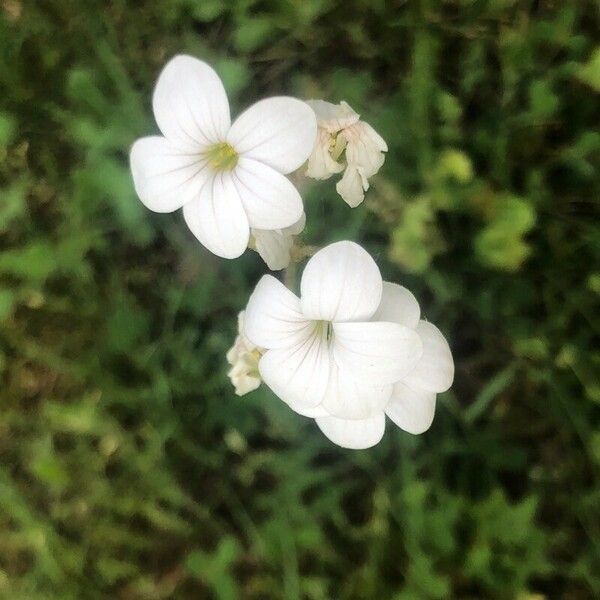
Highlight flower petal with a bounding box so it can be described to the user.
[322,362,392,420]
[306,129,344,180]
[227,97,317,174]
[250,213,304,271]
[333,321,423,385]
[152,55,230,149]
[259,328,331,410]
[129,136,211,213]
[343,121,387,177]
[336,165,368,208]
[227,364,261,397]
[182,172,249,259]
[286,212,307,236]
[244,275,313,349]
[300,241,383,322]
[306,100,360,133]
[288,403,329,418]
[372,282,421,330]
[404,321,454,393]
[315,413,385,449]
[233,158,303,229]
[386,382,436,435]
[251,229,292,271]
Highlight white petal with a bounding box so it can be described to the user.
[288,403,329,418]
[251,214,304,271]
[233,158,303,229]
[333,321,423,385]
[300,241,382,322]
[315,413,385,449]
[322,362,392,420]
[386,382,436,434]
[182,172,249,259]
[244,275,312,349]
[228,367,261,397]
[252,229,291,271]
[152,55,230,149]
[286,212,306,236]
[404,321,454,393]
[227,97,317,174]
[129,136,211,213]
[306,129,344,180]
[252,231,290,271]
[372,282,420,330]
[259,327,331,410]
[336,165,368,208]
[343,121,387,177]
[306,100,360,133]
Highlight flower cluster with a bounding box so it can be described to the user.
[305,100,388,207]
[130,55,454,450]
[241,242,453,449]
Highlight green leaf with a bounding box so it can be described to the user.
[0,112,16,145]
[528,79,560,120]
[234,17,278,53]
[190,0,227,21]
[214,57,251,98]
[106,294,149,353]
[437,148,473,184]
[185,538,240,600]
[0,288,15,322]
[389,197,444,272]
[0,243,58,281]
[0,180,27,230]
[474,195,536,271]
[577,46,600,92]
[464,364,516,424]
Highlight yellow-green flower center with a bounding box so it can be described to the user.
[330,133,346,161]
[315,320,334,341]
[205,142,238,171]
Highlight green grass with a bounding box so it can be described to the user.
[1,1,599,598]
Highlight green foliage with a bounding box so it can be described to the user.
[1,1,599,598]
[390,197,445,273]
[185,538,241,600]
[577,46,600,91]
[474,194,536,271]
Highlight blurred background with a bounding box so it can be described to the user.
[1,1,599,598]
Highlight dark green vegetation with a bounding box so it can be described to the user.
[1,1,599,598]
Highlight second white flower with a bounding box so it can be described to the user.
[243,240,454,449]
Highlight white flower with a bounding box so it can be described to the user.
[306,100,387,208]
[250,213,306,271]
[130,55,317,259]
[226,311,263,396]
[243,241,453,449]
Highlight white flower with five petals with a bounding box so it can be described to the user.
[306,100,387,208]
[130,55,317,259]
[243,241,454,449]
